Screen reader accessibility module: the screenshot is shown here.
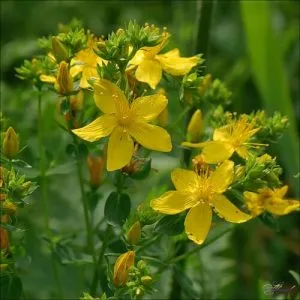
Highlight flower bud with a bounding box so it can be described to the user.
[199,74,212,96]
[113,250,135,287]
[187,109,202,142]
[70,90,84,112]
[86,155,104,188]
[2,200,17,216]
[2,127,19,159]
[141,275,152,285]
[126,221,141,245]
[52,37,69,63]
[55,61,73,95]
[0,227,9,251]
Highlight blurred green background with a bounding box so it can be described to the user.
[1,1,299,299]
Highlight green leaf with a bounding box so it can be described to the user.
[104,192,131,226]
[0,223,25,232]
[289,270,300,285]
[154,214,185,236]
[45,162,76,176]
[241,1,300,195]
[0,275,23,300]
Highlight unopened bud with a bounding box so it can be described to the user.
[2,127,19,159]
[113,250,135,287]
[199,74,212,96]
[141,275,152,285]
[55,61,73,95]
[116,28,125,36]
[2,201,17,216]
[187,109,202,142]
[52,37,69,62]
[0,227,9,251]
[87,155,104,188]
[70,90,84,111]
[137,260,147,271]
[126,221,141,245]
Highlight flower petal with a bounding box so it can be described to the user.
[131,94,167,121]
[211,194,252,223]
[72,115,117,142]
[265,198,300,215]
[236,146,249,159]
[150,191,198,214]
[185,203,212,245]
[171,168,199,193]
[213,126,231,141]
[243,191,263,216]
[135,60,162,89]
[156,49,199,76]
[210,160,234,193]
[94,79,129,114]
[107,126,134,171]
[80,67,99,88]
[274,185,288,198]
[128,121,172,152]
[202,141,234,163]
[40,74,56,83]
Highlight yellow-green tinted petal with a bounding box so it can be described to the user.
[107,126,134,171]
[210,160,234,193]
[236,146,250,159]
[185,203,212,245]
[265,198,300,215]
[151,191,198,214]
[181,141,207,148]
[94,79,129,114]
[40,74,56,83]
[131,94,167,121]
[202,141,235,163]
[70,63,83,78]
[274,185,288,198]
[135,59,162,89]
[156,49,199,76]
[80,67,99,88]
[72,115,117,142]
[243,191,263,216]
[128,121,172,152]
[171,168,199,193]
[211,194,252,223]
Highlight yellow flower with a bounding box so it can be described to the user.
[70,35,104,88]
[72,80,172,171]
[40,61,73,95]
[244,186,300,217]
[151,160,252,244]
[113,250,135,287]
[129,35,200,89]
[182,115,262,163]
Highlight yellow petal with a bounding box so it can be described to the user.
[70,63,83,78]
[236,146,250,159]
[128,121,172,152]
[107,126,134,171]
[156,50,199,76]
[265,198,300,215]
[40,74,56,83]
[171,168,199,194]
[150,191,198,214]
[135,59,162,89]
[211,194,252,223]
[274,185,288,198]
[130,94,167,121]
[72,115,117,142]
[243,191,263,216]
[184,203,212,245]
[94,79,129,114]
[202,141,235,163]
[213,126,231,141]
[210,160,234,193]
[80,67,98,88]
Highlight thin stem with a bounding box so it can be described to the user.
[73,137,97,265]
[37,89,63,298]
[90,225,110,295]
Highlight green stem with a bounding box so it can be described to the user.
[90,225,110,295]
[72,137,97,266]
[37,89,63,298]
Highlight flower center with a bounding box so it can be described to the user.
[118,115,131,126]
